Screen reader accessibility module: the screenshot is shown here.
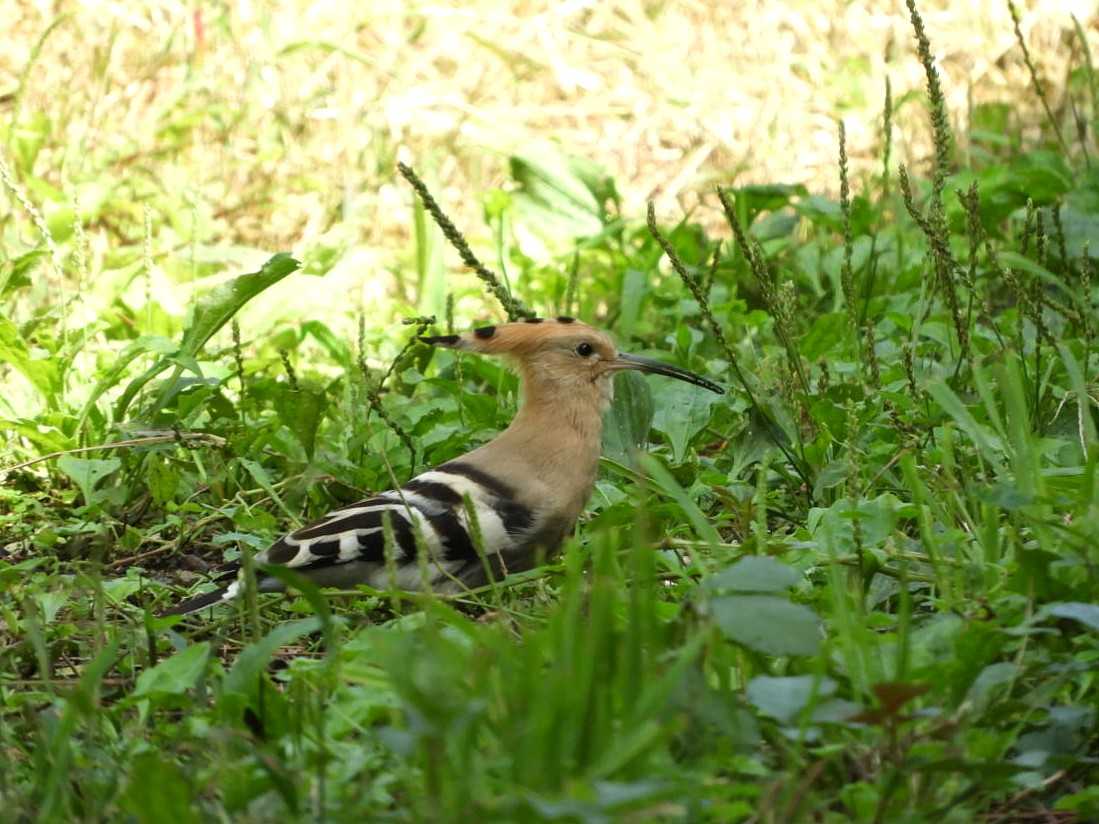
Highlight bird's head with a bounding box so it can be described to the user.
[421,316,723,408]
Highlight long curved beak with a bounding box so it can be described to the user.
[607,353,724,394]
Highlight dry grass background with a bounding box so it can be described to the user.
[2,0,1097,330]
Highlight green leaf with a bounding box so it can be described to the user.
[121,752,199,824]
[1058,343,1098,446]
[56,456,121,505]
[34,590,68,623]
[132,642,211,700]
[222,618,321,701]
[509,142,606,242]
[710,594,821,656]
[238,457,298,525]
[1039,602,1099,633]
[794,195,842,231]
[301,320,352,367]
[77,336,175,429]
[651,379,717,463]
[746,675,836,724]
[1010,150,1074,202]
[177,253,300,357]
[147,456,180,505]
[800,312,848,360]
[1055,786,1099,818]
[0,315,63,406]
[218,615,320,720]
[511,144,600,217]
[637,452,722,546]
[733,183,807,222]
[964,662,1019,714]
[258,567,334,646]
[812,459,849,498]
[602,371,654,461]
[115,253,300,419]
[618,268,648,338]
[996,251,1076,301]
[0,249,46,299]
[1057,205,1099,259]
[704,556,802,593]
[274,387,327,458]
[413,179,447,319]
[926,380,1005,468]
[751,212,799,241]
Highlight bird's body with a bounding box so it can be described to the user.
[165,317,722,616]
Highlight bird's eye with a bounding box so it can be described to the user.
[575,342,595,357]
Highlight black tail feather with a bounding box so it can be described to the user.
[160,585,234,617]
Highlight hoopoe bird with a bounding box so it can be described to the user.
[165,317,723,615]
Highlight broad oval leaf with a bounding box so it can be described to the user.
[704,556,801,593]
[746,674,836,724]
[711,594,821,656]
[1039,602,1099,633]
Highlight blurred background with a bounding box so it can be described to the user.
[2,0,1096,354]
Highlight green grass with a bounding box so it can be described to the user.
[3,3,1099,822]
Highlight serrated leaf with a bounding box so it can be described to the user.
[56,456,121,505]
[711,594,821,656]
[177,253,300,358]
[812,459,849,498]
[147,457,180,505]
[794,195,842,230]
[222,618,321,701]
[115,253,300,419]
[996,251,1075,300]
[734,183,808,220]
[965,662,1019,713]
[301,319,352,367]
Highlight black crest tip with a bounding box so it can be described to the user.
[556,316,575,324]
[473,325,497,339]
[523,317,544,324]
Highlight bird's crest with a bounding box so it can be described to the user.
[420,316,614,358]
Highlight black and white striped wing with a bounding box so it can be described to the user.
[164,461,537,615]
[257,461,533,583]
